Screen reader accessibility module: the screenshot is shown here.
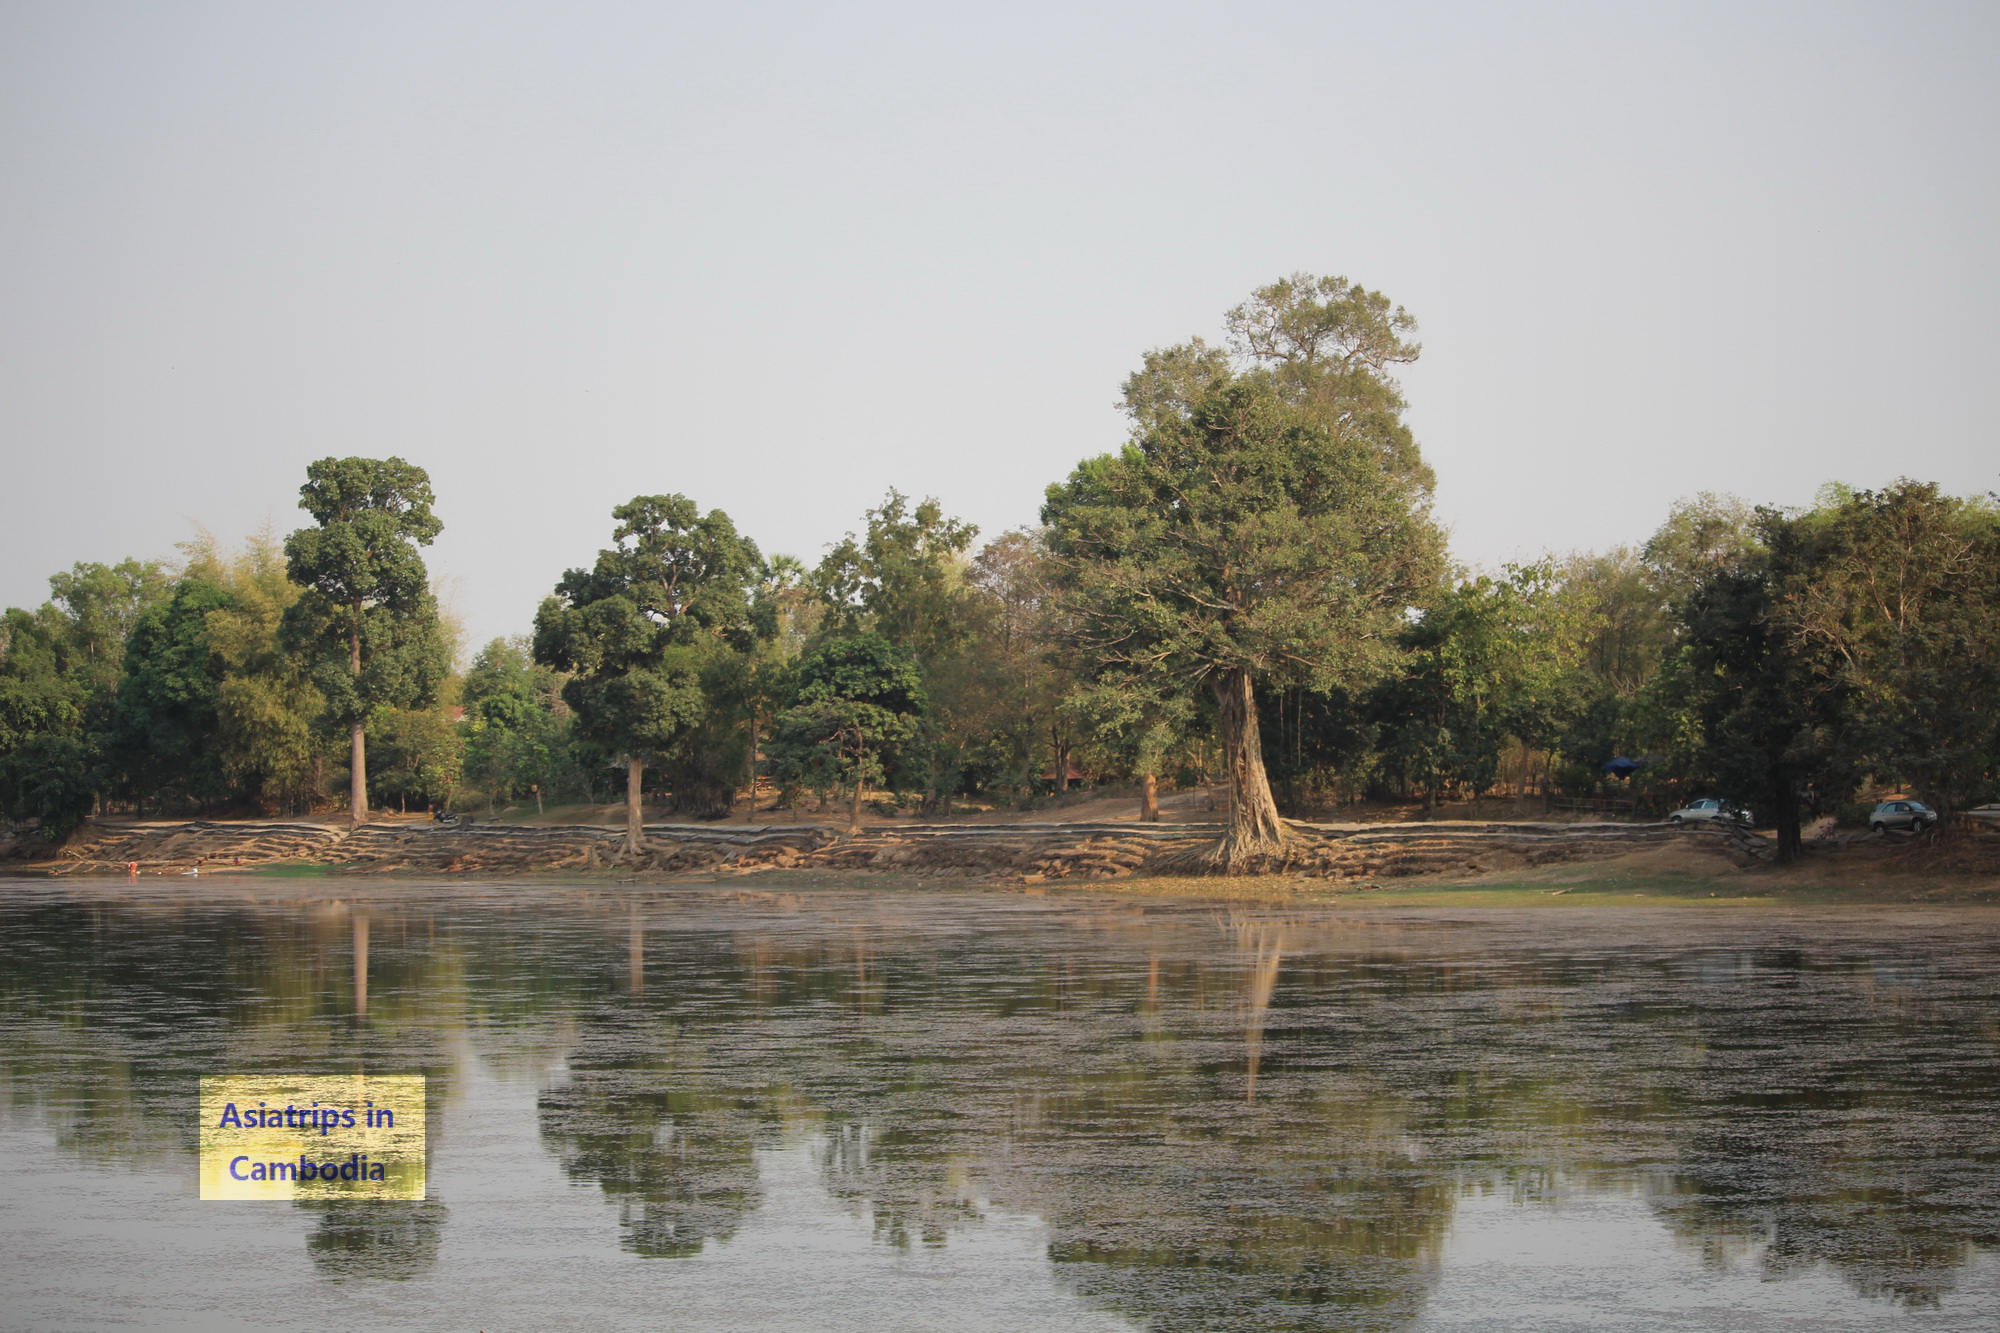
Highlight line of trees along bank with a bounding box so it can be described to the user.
[3,275,1996,864]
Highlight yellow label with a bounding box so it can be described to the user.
[199,1075,425,1200]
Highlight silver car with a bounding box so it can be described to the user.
[1667,798,1753,828]
[1870,800,1935,833]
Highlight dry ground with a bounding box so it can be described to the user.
[12,806,1995,907]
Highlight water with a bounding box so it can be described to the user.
[2,877,1997,1331]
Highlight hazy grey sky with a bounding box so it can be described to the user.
[3,1,1994,650]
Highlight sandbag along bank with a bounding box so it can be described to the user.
[3,815,1756,881]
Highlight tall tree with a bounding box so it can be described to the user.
[533,495,761,851]
[1043,274,1444,868]
[768,633,926,832]
[0,559,168,836]
[185,531,330,814]
[1642,491,1761,596]
[1556,547,1675,699]
[282,457,448,828]
[816,492,981,811]
[369,705,466,814]
[964,530,1073,807]
[815,491,979,654]
[1645,483,2000,855]
[461,636,583,816]
[1371,568,1580,811]
[109,576,236,810]
[1774,482,2000,822]
[1649,542,1849,862]
[1060,677,1190,821]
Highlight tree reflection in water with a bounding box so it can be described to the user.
[537,1066,763,1257]
[1,883,1997,1324]
[1640,945,2000,1308]
[303,1198,449,1280]
[1020,1104,1455,1331]
[0,889,467,1280]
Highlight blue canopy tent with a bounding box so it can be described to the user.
[1603,756,1644,778]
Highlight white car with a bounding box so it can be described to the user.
[1667,798,1753,828]
[1870,800,1936,833]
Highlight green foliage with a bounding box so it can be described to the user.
[189,532,331,814]
[769,634,926,803]
[1,560,169,747]
[109,577,235,805]
[815,491,979,657]
[0,559,169,835]
[944,530,1062,804]
[1043,273,1445,853]
[814,491,984,808]
[368,705,465,810]
[1044,373,1440,697]
[0,732,98,838]
[1647,546,1850,858]
[1370,568,1582,806]
[460,637,587,810]
[0,605,85,755]
[1556,548,1674,699]
[282,456,449,727]
[554,646,709,766]
[1773,482,2000,814]
[1834,800,1876,829]
[1060,676,1191,782]
[1641,492,1762,599]
[1639,480,1999,852]
[1046,274,1441,694]
[540,495,763,665]
[650,650,761,818]
[533,495,763,809]
[2,351,1992,848]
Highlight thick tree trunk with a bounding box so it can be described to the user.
[1770,776,1802,863]
[349,721,367,829]
[348,618,366,828]
[1140,772,1160,823]
[1208,668,1288,869]
[849,776,865,834]
[625,757,644,855]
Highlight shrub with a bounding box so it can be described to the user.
[1834,801,1875,829]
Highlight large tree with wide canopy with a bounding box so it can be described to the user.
[533,494,762,851]
[1042,274,1444,868]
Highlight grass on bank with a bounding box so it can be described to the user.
[1109,851,2000,907]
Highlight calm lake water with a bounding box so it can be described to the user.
[2,877,1997,1331]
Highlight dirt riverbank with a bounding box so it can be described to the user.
[7,813,1687,880]
[7,813,1995,905]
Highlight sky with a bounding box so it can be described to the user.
[3,0,1995,651]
